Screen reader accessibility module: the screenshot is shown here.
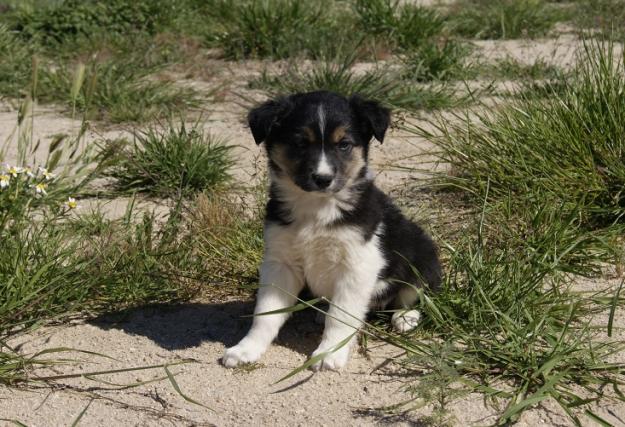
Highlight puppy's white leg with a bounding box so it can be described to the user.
[310,275,376,371]
[391,286,421,333]
[391,309,421,333]
[222,261,303,368]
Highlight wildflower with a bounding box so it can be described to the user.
[24,166,35,178]
[0,174,9,189]
[7,166,24,177]
[65,197,78,209]
[34,182,47,195]
[38,167,55,180]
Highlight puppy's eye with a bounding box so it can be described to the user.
[337,141,352,152]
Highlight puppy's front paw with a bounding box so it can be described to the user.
[391,309,421,333]
[310,344,351,371]
[222,341,263,368]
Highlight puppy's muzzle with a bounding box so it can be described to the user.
[311,172,333,190]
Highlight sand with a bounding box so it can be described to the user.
[1,32,624,427]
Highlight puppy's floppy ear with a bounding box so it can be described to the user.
[349,95,391,143]
[248,96,293,145]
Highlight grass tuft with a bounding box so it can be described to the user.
[421,40,625,232]
[105,120,234,196]
[575,0,625,40]
[250,55,465,111]
[207,0,336,59]
[449,0,563,39]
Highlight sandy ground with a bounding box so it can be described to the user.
[2,33,625,426]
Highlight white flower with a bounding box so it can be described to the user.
[0,174,9,189]
[7,166,24,177]
[34,182,47,195]
[65,197,78,210]
[38,167,55,181]
[24,166,35,178]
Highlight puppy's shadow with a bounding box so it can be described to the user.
[90,299,323,357]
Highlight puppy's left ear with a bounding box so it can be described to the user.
[349,95,391,143]
[248,96,292,145]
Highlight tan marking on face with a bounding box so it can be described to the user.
[344,146,365,181]
[330,125,348,144]
[270,145,295,176]
[303,127,316,144]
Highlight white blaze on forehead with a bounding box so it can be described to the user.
[316,152,333,176]
[317,103,326,141]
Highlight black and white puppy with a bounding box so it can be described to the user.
[222,91,441,371]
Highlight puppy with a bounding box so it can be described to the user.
[222,91,441,371]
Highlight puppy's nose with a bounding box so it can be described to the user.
[312,173,333,189]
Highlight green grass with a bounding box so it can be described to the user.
[0,2,203,123]
[385,39,625,424]
[0,25,34,98]
[353,0,446,51]
[575,0,625,40]
[1,0,177,47]
[40,59,200,123]
[420,41,625,232]
[392,216,625,425]
[206,0,357,60]
[448,0,563,39]
[250,55,466,111]
[190,192,264,292]
[400,40,473,82]
[105,120,234,196]
[485,56,563,80]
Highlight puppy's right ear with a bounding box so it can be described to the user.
[248,97,292,145]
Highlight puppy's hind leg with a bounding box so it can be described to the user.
[222,261,304,368]
[390,285,421,333]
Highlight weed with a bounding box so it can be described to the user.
[400,40,473,82]
[105,120,233,196]
[190,191,264,292]
[354,0,446,51]
[207,0,330,59]
[250,55,465,111]
[575,0,625,40]
[419,41,625,232]
[0,25,34,98]
[3,0,176,47]
[486,56,563,80]
[449,0,562,39]
[400,218,625,424]
[40,59,200,123]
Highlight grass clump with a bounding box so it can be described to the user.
[421,41,625,232]
[394,218,625,425]
[369,39,625,424]
[354,0,471,81]
[353,0,445,51]
[39,59,200,123]
[2,0,176,47]
[207,0,341,59]
[250,55,465,111]
[106,120,234,197]
[486,56,563,80]
[575,0,625,40]
[449,0,562,39]
[190,192,264,292]
[0,24,35,98]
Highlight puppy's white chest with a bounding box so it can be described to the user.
[264,223,385,298]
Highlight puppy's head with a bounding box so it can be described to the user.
[249,91,390,193]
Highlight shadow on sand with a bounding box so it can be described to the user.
[90,299,323,357]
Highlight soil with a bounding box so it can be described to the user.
[1,31,624,427]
